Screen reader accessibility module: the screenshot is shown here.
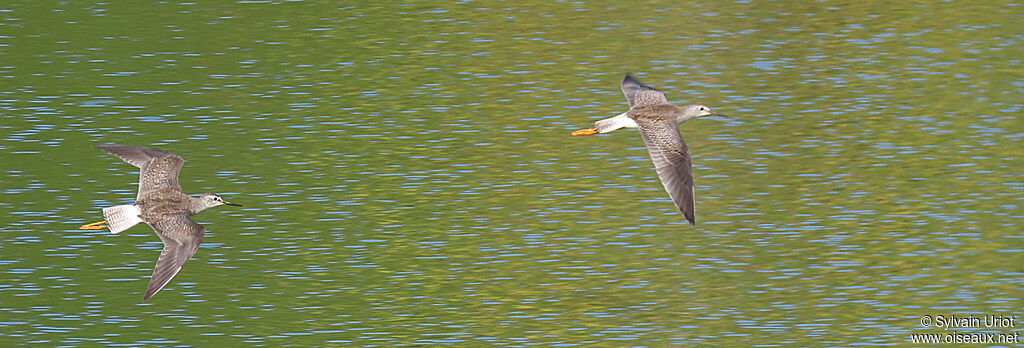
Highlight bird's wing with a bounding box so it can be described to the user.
[143,215,205,300]
[136,155,185,199]
[637,120,695,224]
[621,74,669,108]
[96,144,177,168]
[96,144,186,199]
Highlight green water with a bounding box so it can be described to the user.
[1,1,1021,346]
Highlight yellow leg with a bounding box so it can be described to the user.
[80,220,108,230]
[571,128,599,136]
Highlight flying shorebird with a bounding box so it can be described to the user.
[572,74,728,224]
[81,144,241,300]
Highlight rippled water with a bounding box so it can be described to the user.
[2,1,1021,346]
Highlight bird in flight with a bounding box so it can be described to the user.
[572,74,728,224]
[81,144,241,300]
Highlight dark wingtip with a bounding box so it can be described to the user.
[682,209,695,225]
[143,285,158,301]
[95,144,127,152]
[143,287,160,301]
[622,73,660,92]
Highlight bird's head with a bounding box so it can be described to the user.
[201,193,242,208]
[686,103,728,119]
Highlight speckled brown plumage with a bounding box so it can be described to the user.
[95,144,239,300]
[574,74,728,224]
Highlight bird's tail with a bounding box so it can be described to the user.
[594,113,637,133]
[102,204,142,234]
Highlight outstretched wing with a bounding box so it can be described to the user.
[637,120,695,224]
[96,144,176,168]
[143,215,205,300]
[621,74,669,108]
[96,144,186,199]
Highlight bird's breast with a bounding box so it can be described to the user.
[136,192,192,220]
[628,104,682,123]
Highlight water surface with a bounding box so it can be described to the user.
[1,1,1021,346]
